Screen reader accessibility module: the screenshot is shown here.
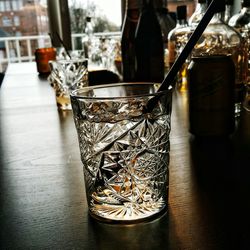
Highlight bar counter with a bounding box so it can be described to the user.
[1,62,250,249]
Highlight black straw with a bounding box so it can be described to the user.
[48,32,54,47]
[55,32,72,59]
[146,0,219,111]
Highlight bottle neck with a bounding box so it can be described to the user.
[176,19,188,27]
[188,2,207,26]
[224,4,233,22]
[241,6,250,14]
[126,9,140,22]
[153,0,167,9]
[141,0,154,8]
[211,12,224,23]
[127,0,140,10]
[124,0,140,23]
[195,2,207,14]
[140,0,156,15]
[85,19,93,35]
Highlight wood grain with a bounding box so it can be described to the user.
[1,63,250,249]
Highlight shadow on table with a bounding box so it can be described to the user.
[87,208,182,250]
[189,115,250,250]
[89,70,120,85]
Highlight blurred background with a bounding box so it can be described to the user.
[0,0,241,74]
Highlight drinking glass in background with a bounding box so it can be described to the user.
[56,49,85,60]
[48,57,88,111]
[85,36,122,78]
[70,82,172,223]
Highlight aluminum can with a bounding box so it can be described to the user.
[187,55,235,137]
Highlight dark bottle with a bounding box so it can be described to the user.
[121,0,140,82]
[135,0,165,82]
[153,0,176,72]
[192,0,245,117]
[188,55,235,137]
[153,0,176,45]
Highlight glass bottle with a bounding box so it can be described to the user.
[82,16,94,60]
[168,5,191,91]
[228,0,250,71]
[229,0,250,30]
[188,0,207,30]
[228,0,250,115]
[192,0,246,117]
[188,55,236,136]
[154,0,176,42]
[121,0,140,82]
[153,0,176,72]
[224,0,234,23]
[135,0,164,82]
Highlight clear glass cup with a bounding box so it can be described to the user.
[70,82,172,223]
[56,49,85,60]
[48,58,88,110]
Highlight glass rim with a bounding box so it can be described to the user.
[49,58,88,64]
[70,82,172,100]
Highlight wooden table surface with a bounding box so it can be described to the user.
[1,62,250,250]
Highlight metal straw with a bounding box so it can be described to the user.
[146,0,219,112]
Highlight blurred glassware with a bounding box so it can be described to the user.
[188,0,207,29]
[48,58,88,111]
[57,48,85,60]
[229,0,250,29]
[86,36,122,78]
[229,0,250,113]
[113,39,122,77]
[168,5,190,92]
[224,0,234,23]
[82,16,94,60]
[81,15,121,79]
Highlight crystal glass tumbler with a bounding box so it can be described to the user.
[48,58,88,110]
[70,82,172,223]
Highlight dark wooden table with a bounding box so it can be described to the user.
[1,62,250,250]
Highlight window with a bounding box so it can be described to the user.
[5,1,11,11]
[0,2,4,12]
[13,15,20,26]
[12,1,19,11]
[19,0,24,9]
[2,16,12,26]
